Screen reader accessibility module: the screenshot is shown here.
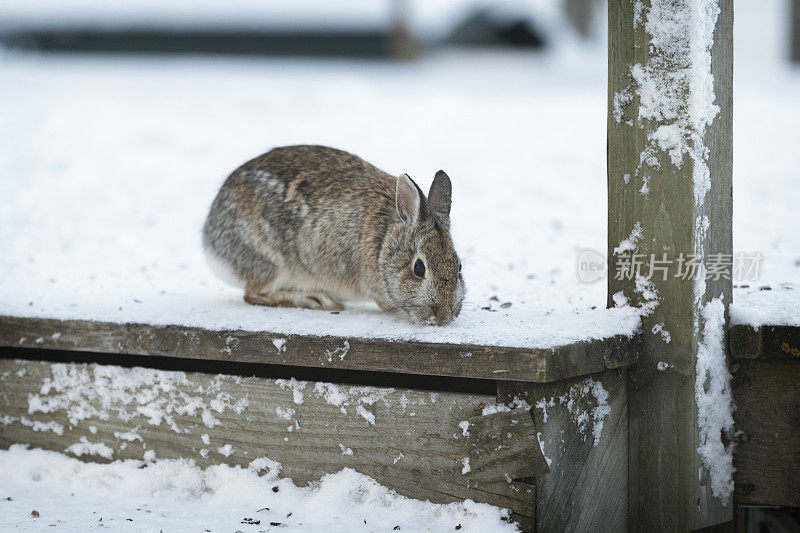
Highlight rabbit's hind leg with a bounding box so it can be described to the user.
[244,287,344,311]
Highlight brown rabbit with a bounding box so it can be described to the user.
[202,145,465,325]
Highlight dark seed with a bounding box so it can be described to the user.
[455,525,462,530]
[269,522,282,526]
[394,527,401,530]
[272,486,279,493]
[500,302,512,309]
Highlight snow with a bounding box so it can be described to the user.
[272,338,287,353]
[481,403,511,416]
[460,457,471,475]
[558,378,610,447]
[355,405,376,425]
[64,437,114,460]
[18,417,64,435]
[276,406,296,420]
[458,420,471,437]
[0,49,650,350]
[0,445,517,532]
[695,296,735,502]
[731,285,800,328]
[217,444,234,457]
[613,222,643,255]
[651,323,671,343]
[536,432,552,468]
[0,11,795,345]
[629,0,721,205]
[339,444,354,456]
[534,377,610,447]
[25,363,249,434]
[276,378,308,405]
[0,31,800,344]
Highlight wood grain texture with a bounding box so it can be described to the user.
[608,0,733,529]
[0,315,638,383]
[457,408,549,483]
[0,358,535,518]
[732,360,800,508]
[499,369,628,533]
[730,324,800,360]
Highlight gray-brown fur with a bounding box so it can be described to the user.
[202,145,465,325]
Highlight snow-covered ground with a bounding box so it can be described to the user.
[0,445,516,532]
[0,47,653,348]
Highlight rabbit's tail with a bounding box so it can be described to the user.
[203,245,245,289]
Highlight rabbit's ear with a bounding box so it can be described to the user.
[396,173,423,226]
[428,170,452,224]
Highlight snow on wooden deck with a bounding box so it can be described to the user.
[0,44,797,348]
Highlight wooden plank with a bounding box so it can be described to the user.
[498,369,628,533]
[729,325,762,359]
[608,0,733,529]
[730,324,800,360]
[732,360,800,508]
[0,315,638,383]
[456,408,549,483]
[0,357,535,518]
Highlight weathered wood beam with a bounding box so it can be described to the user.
[456,407,549,483]
[732,360,800,508]
[0,315,638,383]
[608,0,733,529]
[499,370,628,533]
[0,357,535,519]
[729,324,800,360]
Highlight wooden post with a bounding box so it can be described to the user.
[608,0,733,530]
[792,0,800,63]
[390,0,416,61]
[564,0,599,39]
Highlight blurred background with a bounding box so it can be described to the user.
[0,1,798,340]
[0,0,601,58]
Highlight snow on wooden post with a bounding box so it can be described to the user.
[607,0,733,530]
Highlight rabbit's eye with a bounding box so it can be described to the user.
[458,261,462,272]
[413,259,426,278]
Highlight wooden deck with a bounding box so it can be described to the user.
[0,312,640,532]
[729,324,800,510]
[0,315,639,383]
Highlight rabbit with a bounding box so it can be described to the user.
[202,145,465,325]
